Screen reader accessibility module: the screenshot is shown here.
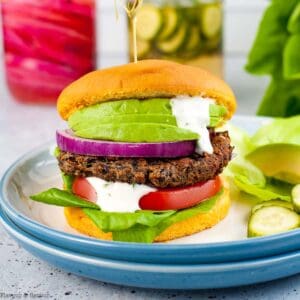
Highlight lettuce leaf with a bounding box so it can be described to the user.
[30,188,100,210]
[84,191,220,243]
[62,173,74,192]
[257,76,300,117]
[82,209,176,232]
[245,0,300,117]
[283,34,300,79]
[112,225,160,243]
[234,175,291,201]
[288,2,300,33]
[245,0,298,75]
[225,124,293,201]
[251,116,300,146]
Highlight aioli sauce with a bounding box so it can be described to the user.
[86,177,156,213]
[171,96,214,154]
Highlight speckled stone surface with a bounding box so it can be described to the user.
[1,64,300,300]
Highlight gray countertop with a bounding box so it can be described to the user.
[1,60,300,300]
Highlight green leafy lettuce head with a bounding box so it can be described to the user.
[246,0,300,117]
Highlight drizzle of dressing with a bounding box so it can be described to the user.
[86,177,156,213]
[170,96,214,154]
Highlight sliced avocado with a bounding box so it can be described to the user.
[68,99,172,128]
[247,144,300,184]
[71,114,177,131]
[74,123,198,143]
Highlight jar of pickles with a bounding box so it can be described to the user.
[1,0,96,104]
[128,0,223,76]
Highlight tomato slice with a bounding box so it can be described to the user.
[72,177,97,203]
[139,177,222,211]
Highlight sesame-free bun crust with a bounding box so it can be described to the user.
[57,60,236,120]
[64,187,230,243]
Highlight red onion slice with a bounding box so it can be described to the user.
[56,129,196,158]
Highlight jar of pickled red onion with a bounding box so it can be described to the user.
[1,0,96,103]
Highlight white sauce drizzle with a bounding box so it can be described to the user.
[86,177,156,213]
[170,96,214,154]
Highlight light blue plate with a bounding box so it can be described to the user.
[1,207,300,289]
[2,115,300,265]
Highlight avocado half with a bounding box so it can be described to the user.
[247,144,300,184]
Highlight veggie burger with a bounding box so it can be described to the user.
[31,60,236,243]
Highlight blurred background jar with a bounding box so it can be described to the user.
[1,0,96,104]
[128,0,223,77]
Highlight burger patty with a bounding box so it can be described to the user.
[58,131,233,188]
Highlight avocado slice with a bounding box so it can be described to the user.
[247,144,300,184]
[71,114,177,131]
[74,123,198,143]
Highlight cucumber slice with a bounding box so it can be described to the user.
[248,206,300,237]
[156,23,187,54]
[185,26,201,52]
[158,7,180,41]
[136,4,163,41]
[205,35,221,51]
[200,5,222,38]
[292,185,300,213]
[251,200,294,214]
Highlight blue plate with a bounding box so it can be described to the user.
[2,115,300,265]
[1,207,300,289]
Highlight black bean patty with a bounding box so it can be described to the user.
[58,131,233,188]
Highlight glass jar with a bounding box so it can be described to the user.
[1,0,96,104]
[128,0,223,77]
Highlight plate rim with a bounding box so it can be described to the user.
[2,206,300,273]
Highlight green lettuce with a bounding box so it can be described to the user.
[30,188,100,210]
[245,0,296,75]
[226,158,292,201]
[251,116,300,146]
[30,185,221,243]
[234,175,291,201]
[82,209,176,232]
[62,174,74,192]
[288,2,300,33]
[225,123,294,201]
[283,34,300,79]
[256,76,300,117]
[97,191,220,243]
[245,0,300,117]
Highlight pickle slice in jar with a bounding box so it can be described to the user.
[199,4,222,39]
[185,26,201,52]
[136,4,163,41]
[156,22,188,54]
[204,34,221,51]
[180,26,201,58]
[157,7,180,41]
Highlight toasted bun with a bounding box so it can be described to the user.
[57,60,236,121]
[64,187,230,243]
